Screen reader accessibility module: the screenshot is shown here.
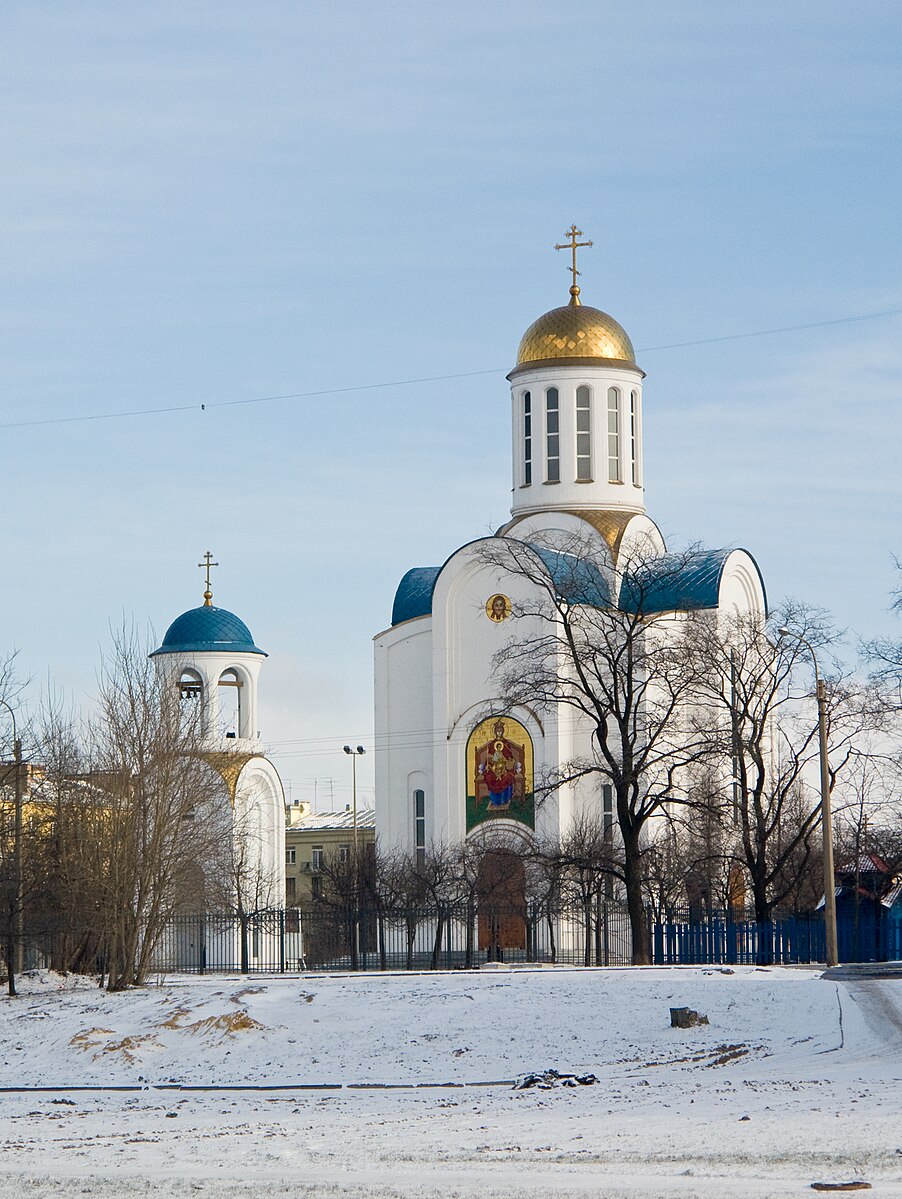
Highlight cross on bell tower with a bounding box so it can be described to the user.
[554,224,593,307]
[198,550,219,607]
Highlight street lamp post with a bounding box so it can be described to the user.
[777,629,839,968]
[343,745,366,967]
[342,745,366,857]
[1,700,24,984]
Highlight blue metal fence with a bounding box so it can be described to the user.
[652,911,826,966]
[652,909,902,966]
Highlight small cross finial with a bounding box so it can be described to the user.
[198,551,219,607]
[554,224,593,306]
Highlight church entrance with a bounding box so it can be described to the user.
[477,849,526,961]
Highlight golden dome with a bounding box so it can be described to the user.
[515,295,635,368]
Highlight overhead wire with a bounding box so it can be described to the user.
[2,305,900,432]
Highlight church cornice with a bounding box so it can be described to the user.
[501,508,642,563]
[507,357,645,381]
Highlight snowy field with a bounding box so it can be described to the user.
[1,965,901,1198]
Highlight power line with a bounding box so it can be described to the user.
[637,306,902,352]
[2,305,900,433]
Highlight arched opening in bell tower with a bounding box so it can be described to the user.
[218,668,243,738]
[177,668,204,733]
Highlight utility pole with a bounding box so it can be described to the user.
[13,736,23,976]
[1,700,23,988]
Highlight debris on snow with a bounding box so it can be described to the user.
[514,1069,598,1090]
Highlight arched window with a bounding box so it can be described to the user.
[545,388,560,483]
[630,389,641,485]
[413,789,426,868]
[576,385,591,480]
[218,668,243,738]
[522,391,532,486]
[607,387,621,483]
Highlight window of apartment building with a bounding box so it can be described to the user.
[311,845,324,871]
[286,847,296,865]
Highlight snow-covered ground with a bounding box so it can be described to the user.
[1,965,901,1197]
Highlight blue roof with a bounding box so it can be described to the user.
[391,567,441,625]
[527,545,612,608]
[151,605,267,657]
[389,545,612,627]
[389,545,756,627]
[620,549,733,615]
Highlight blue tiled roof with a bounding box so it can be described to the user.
[527,545,612,608]
[389,545,755,626]
[620,548,733,615]
[151,605,267,657]
[390,545,613,627]
[391,567,441,625]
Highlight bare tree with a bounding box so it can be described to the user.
[476,531,716,963]
[693,604,867,926]
[86,627,229,990]
[867,568,902,707]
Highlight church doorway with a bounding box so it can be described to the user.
[477,848,526,961]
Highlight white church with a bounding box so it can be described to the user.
[374,229,766,866]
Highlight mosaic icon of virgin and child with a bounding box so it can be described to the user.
[475,719,527,813]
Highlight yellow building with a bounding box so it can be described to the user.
[284,803,376,904]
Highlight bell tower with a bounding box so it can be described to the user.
[150,551,267,750]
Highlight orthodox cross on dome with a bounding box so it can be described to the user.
[554,224,593,307]
[198,550,219,607]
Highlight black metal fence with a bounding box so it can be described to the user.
[150,901,635,973]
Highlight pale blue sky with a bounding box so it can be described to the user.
[2,2,900,806]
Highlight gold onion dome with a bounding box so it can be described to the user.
[516,289,635,368]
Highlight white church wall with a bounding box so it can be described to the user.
[234,758,286,909]
[613,514,667,573]
[374,618,434,850]
[431,541,578,849]
[717,550,767,619]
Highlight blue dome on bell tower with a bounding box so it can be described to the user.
[151,604,266,657]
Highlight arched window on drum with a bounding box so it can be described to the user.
[607,387,622,483]
[576,385,592,481]
[522,391,532,486]
[545,388,560,483]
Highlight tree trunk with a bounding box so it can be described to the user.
[430,910,444,969]
[623,829,650,965]
[4,926,16,997]
[750,878,774,964]
[378,911,387,971]
[582,893,592,966]
[406,915,416,970]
